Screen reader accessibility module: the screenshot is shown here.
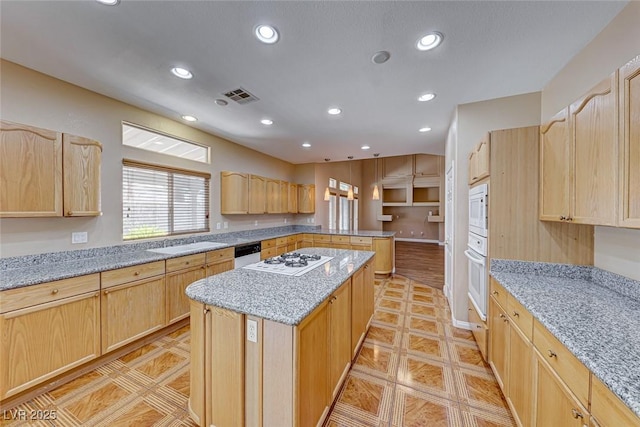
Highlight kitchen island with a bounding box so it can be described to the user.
[185,247,376,427]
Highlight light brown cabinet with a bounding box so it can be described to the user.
[206,247,234,276]
[101,265,166,354]
[591,375,640,427]
[165,253,206,324]
[382,155,413,178]
[329,279,351,399]
[508,318,533,427]
[298,184,315,213]
[540,72,618,225]
[414,154,441,177]
[63,134,102,216]
[266,178,281,214]
[248,174,267,214]
[468,133,490,185]
[279,180,289,213]
[0,274,100,400]
[220,171,249,214]
[373,237,393,275]
[0,120,62,217]
[488,294,509,390]
[619,57,640,228]
[288,183,298,213]
[468,297,488,360]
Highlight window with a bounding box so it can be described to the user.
[122,123,209,163]
[329,178,337,188]
[122,160,210,240]
[339,195,351,231]
[339,181,351,192]
[328,194,337,229]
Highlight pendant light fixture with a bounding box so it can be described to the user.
[372,153,380,200]
[347,156,354,201]
[323,158,331,201]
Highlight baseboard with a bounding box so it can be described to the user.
[394,238,440,243]
[451,316,473,330]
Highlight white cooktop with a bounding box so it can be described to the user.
[242,255,334,277]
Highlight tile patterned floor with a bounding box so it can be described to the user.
[1,275,514,426]
[324,275,516,427]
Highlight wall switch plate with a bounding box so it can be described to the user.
[71,232,88,244]
[223,222,228,229]
[216,222,221,230]
[254,220,258,226]
[247,319,258,343]
[284,218,287,223]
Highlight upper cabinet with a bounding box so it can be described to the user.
[540,71,618,226]
[298,184,315,214]
[288,183,298,213]
[265,178,281,214]
[381,155,412,179]
[414,154,441,177]
[468,133,490,185]
[0,120,102,218]
[220,171,248,214]
[619,57,640,228]
[279,181,289,214]
[63,134,102,216]
[248,174,266,214]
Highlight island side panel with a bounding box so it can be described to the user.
[263,319,295,427]
[245,316,263,427]
[210,307,245,427]
[188,300,205,425]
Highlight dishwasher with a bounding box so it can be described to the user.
[234,242,262,268]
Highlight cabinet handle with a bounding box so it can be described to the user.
[67,211,73,216]
[512,311,519,318]
[185,261,190,265]
[492,291,499,296]
[547,349,557,358]
[204,308,210,314]
[104,290,109,295]
[499,314,506,319]
[51,289,59,295]
[94,292,99,298]
[571,409,584,419]
[134,271,140,276]
[560,216,566,220]
[201,266,206,270]
[567,217,573,221]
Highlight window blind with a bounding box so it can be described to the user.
[122,160,210,240]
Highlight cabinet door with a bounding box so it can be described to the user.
[280,181,289,213]
[206,259,234,276]
[166,265,206,324]
[249,174,267,214]
[382,155,412,178]
[221,171,248,214]
[414,154,441,177]
[0,120,62,217]
[570,72,618,225]
[373,237,393,275]
[534,353,588,427]
[488,296,509,391]
[329,280,351,399]
[297,301,329,427]
[63,134,102,216]
[266,178,281,213]
[351,268,365,359]
[468,150,478,185]
[188,300,206,426]
[475,135,490,182]
[540,108,571,221]
[362,262,375,328]
[288,183,298,213]
[508,323,533,427]
[619,57,640,228]
[101,276,166,353]
[298,184,315,213]
[0,292,100,399]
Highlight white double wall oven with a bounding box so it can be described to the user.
[465,183,488,320]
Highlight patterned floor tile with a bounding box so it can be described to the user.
[366,324,402,348]
[352,342,399,381]
[453,369,512,417]
[460,404,516,427]
[331,371,393,425]
[396,355,457,400]
[372,309,403,327]
[406,315,443,336]
[449,340,492,374]
[391,385,463,427]
[402,332,450,363]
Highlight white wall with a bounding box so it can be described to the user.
[541,1,640,281]
[445,92,541,326]
[0,60,310,258]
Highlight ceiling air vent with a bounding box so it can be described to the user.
[223,87,260,105]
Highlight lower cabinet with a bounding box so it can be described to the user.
[166,265,206,324]
[488,295,509,390]
[101,275,166,353]
[468,297,488,360]
[373,237,394,275]
[329,279,352,399]
[0,274,101,400]
[508,320,533,427]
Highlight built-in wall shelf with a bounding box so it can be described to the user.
[427,215,443,223]
[413,202,440,207]
[377,214,393,221]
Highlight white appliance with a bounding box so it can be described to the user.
[465,232,488,320]
[234,243,262,268]
[469,183,488,237]
[242,253,334,277]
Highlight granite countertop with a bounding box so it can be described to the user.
[490,259,640,419]
[0,226,393,291]
[186,247,374,326]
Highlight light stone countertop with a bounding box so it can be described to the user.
[186,247,375,326]
[0,226,393,291]
[490,259,640,419]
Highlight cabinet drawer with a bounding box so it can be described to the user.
[489,278,508,309]
[468,297,488,360]
[262,239,276,249]
[276,236,288,246]
[166,253,206,273]
[261,247,277,259]
[101,261,165,289]
[533,320,590,407]
[591,375,640,427]
[331,235,350,244]
[0,274,100,314]
[206,247,234,264]
[313,234,331,243]
[507,294,533,340]
[350,236,373,246]
[302,234,315,241]
[287,235,297,244]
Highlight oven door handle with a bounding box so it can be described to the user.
[464,249,485,266]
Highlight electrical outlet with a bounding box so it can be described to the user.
[223,222,228,229]
[71,232,88,244]
[254,220,258,226]
[216,222,221,230]
[247,319,258,343]
[284,218,287,223]
[311,218,315,223]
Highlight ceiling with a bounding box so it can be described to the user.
[0,1,627,164]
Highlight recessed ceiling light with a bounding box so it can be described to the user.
[371,51,391,64]
[214,99,228,106]
[255,25,279,44]
[171,67,193,79]
[418,93,436,102]
[261,119,273,125]
[182,115,198,122]
[361,145,371,150]
[416,32,443,51]
[327,107,342,115]
[302,142,311,148]
[96,0,119,5]
[419,127,432,132]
